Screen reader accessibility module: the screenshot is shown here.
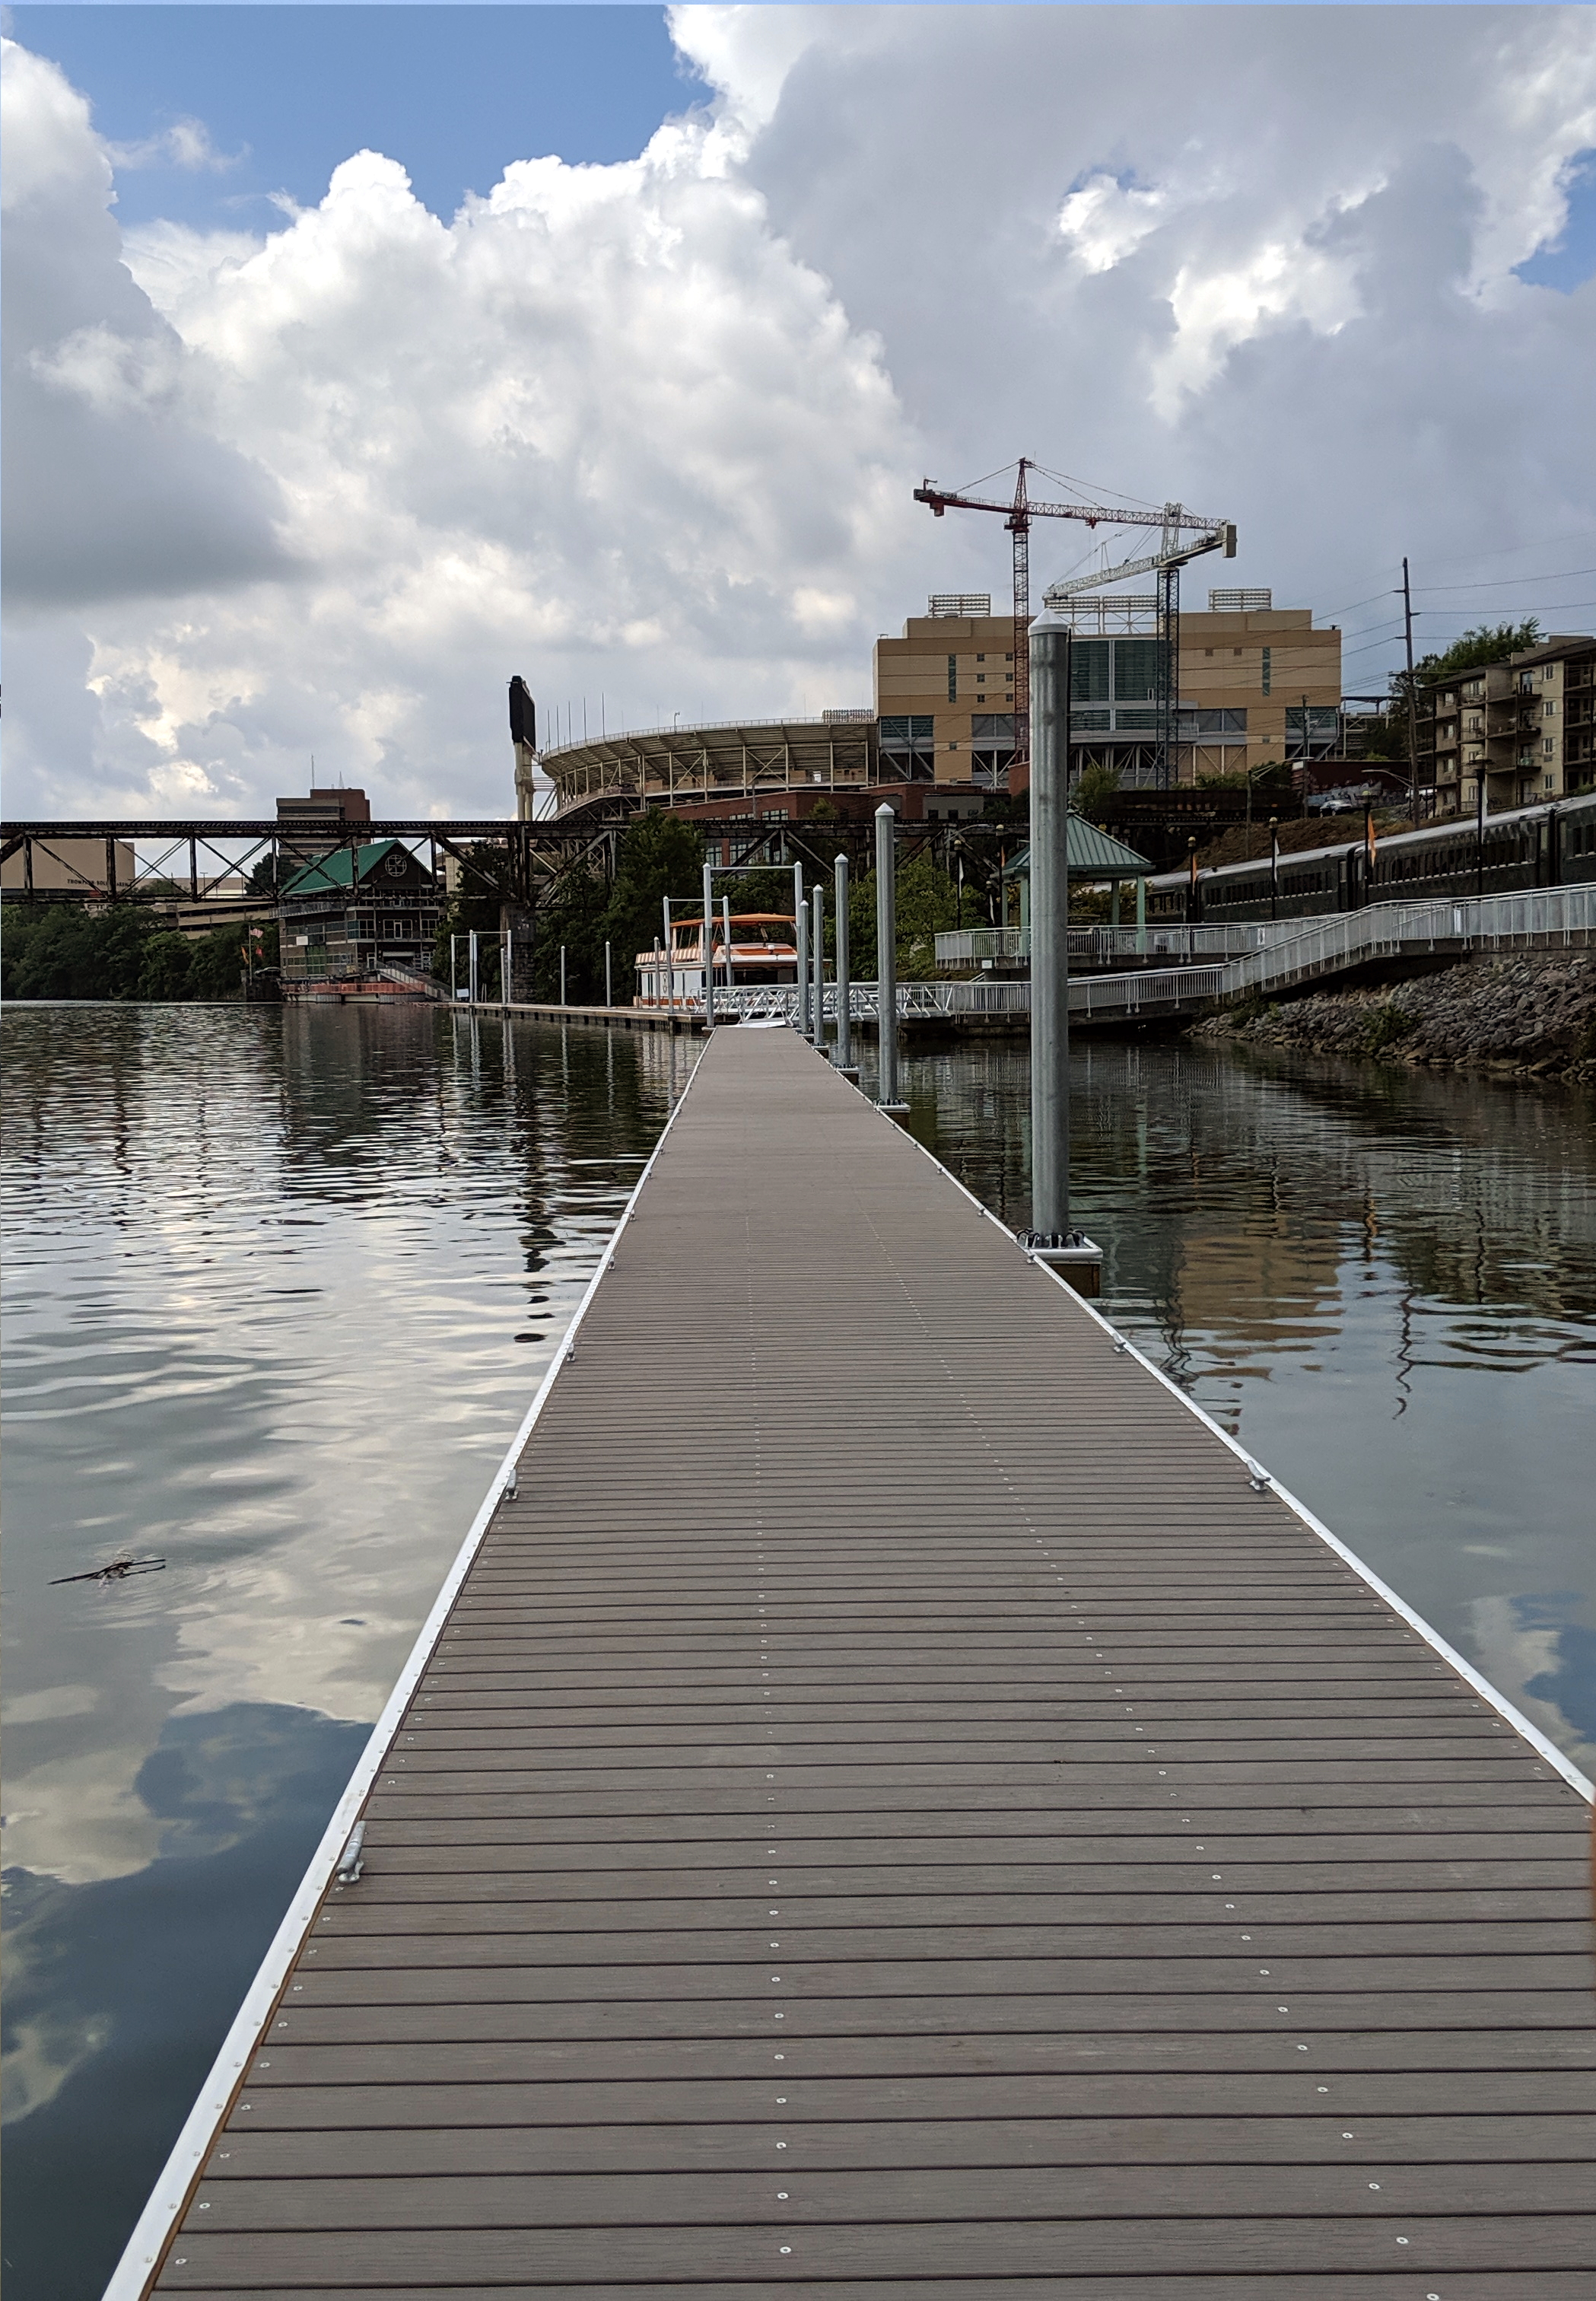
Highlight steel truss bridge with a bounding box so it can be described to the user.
[0,817,625,909]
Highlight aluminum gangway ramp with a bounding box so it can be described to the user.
[138,1026,1594,2300]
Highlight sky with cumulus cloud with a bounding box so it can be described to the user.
[4,5,1595,822]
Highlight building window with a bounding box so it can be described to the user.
[1261,646,1272,695]
[1544,737,1555,756]
[946,654,957,700]
[1544,700,1556,716]
[976,653,986,662]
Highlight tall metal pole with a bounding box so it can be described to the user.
[723,896,733,1007]
[811,885,825,1054]
[701,861,716,1026]
[662,896,674,1017]
[604,940,612,1008]
[1402,555,1420,826]
[559,944,567,1007]
[796,892,811,1036]
[833,852,853,1071]
[874,803,903,1108]
[1028,609,1072,1237]
[469,929,479,1007]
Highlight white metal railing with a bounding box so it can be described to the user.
[1227,882,1595,998]
[702,883,1594,1025]
[935,923,1280,966]
[377,961,444,997]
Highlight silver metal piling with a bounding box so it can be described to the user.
[811,886,825,1054]
[1028,609,1071,1236]
[701,862,716,1026]
[874,804,905,1109]
[796,892,811,1037]
[834,853,853,1071]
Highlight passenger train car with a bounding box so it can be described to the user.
[1146,792,1596,924]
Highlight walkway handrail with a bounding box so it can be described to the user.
[705,882,1594,1025]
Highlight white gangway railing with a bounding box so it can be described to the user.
[935,923,1280,966]
[706,883,1594,1025]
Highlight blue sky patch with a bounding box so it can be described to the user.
[1515,148,1596,292]
[10,5,710,232]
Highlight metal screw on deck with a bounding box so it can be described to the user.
[834,853,855,1074]
[1022,609,1102,1291]
[701,861,717,1026]
[796,888,811,1038]
[875,804,907,1111]
[811,885,825,1055]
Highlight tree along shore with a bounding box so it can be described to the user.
[1,906,275,1003]
[1194,951,1596,1083]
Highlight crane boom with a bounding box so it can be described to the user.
[915,484,1227,534]
[914,460,1235,791]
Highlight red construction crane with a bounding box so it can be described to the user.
[914,460,1233,786]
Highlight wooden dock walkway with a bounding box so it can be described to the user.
[122,1026,1594,2299]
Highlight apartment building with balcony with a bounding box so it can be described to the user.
[1419,635,1596,818]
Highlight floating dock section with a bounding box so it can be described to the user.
[115,1026,1595,2297]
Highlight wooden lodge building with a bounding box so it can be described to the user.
[278,839,440,991]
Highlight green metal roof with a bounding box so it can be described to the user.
[1001,816,1156,880]
[281,839,409,897]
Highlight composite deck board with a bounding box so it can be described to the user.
[150,1028,1594,2297]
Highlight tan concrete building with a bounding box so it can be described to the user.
[1420,636,1596,820]
[1,835,135,897]
[872,589,1342,791]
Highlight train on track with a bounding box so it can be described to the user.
[1146,791,1596,924]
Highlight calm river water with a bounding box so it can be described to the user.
[4,1004,1593,2299]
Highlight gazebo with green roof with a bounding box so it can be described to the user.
[1000,813,1158,934]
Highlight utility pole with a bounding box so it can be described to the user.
[1402,557,1421,826]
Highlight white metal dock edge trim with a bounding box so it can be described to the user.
[844,1045,1595,1808]
[100,1048,707,2301]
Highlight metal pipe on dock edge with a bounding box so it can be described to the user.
[701,863,716,1026]
[811,885,825,1055]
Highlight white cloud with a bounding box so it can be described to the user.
[105,115,243,174]
[4,9,1595,820]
